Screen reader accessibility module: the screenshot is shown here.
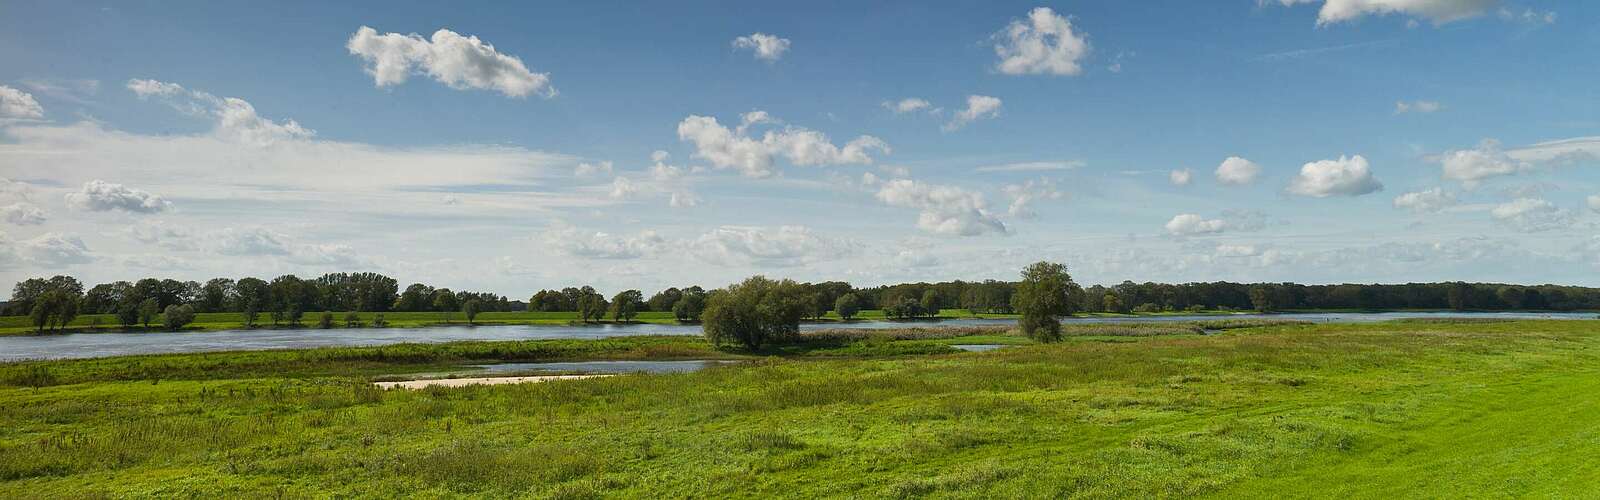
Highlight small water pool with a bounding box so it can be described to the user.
[469,359,738,374]
[951,344,1009,352]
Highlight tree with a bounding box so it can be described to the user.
[672,290,706,322]
[462,299,481,325]
[344,311,362,328]
[920,290,941,319]
[198,278,235,312]
[646,287,682,313]
[1101,293,1125,314]
[29,292,59,333]
[317,311,334,329]
[1012,261,1078,342]
[808,293,829,320]
[610,290,643,323]
[701,276,807,350]
[431,288,459,313]
[138,298,161,328]
[396,283,435,311]
[117,301,140,328]
[242,306,260,328]
[162,304,196,331]
[1249,285,1273,313]
[286,306,304,326]
[834,293,861,320]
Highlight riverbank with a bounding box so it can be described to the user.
[2,320,1596,496]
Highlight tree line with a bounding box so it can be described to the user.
[8,271,1600,333]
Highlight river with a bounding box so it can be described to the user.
[1,311,1590,361]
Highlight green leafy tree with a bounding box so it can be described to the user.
[462,299,482,325]
[242,306,260,328]
[672,290,706,322]
[1101,293,1125,314]
[1249,285,1273,313]
[610,290,643,323]
[834,293,861,320]
[701,276,807,350]
[117,301,140,328]
[1012,261,1079,342]
[344,311,362,327]
[920,290,940,319]
[138,298,161,328]
[317,311,334,329]
[162,304,196,331]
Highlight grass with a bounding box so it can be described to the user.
[1,319,1597,497]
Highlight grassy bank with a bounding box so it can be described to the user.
[2,320,1597,497]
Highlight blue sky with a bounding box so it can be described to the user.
[1,0,1597,295]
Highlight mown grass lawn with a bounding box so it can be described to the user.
[0,320,1596,497]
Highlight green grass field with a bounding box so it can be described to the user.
[2,319,1596,497]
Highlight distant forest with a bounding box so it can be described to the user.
[6,272,1599,319]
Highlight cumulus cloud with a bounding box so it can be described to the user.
[1273,0,1498,26]
[1215,156,1261,185]
[0,203,46,225]
[126,78,314,146]
[676,112,889,178]
[1392,187,1456,213]
[65,180,172,214]
[544,223,666,259]
[882,98,933,115]
[9,232,93,268]
[1588,194,1600,213]
[1394,100,1443,114]
[128,221,196,250]
[608,176,639,200]
[1165,213,1228,236]
[993,7,1090,76]
[875,179,1007,236]
[732,33,791,62]
[691,225,857,267]
[944,95,1002,132]
[0,85,44,119]
[346,26,555,98]
[1001,178,1064,218]
[1491,197,1575,232]
[1169,169,1193,186]
[1286,154,1383,197]
[1435,139,1530,185]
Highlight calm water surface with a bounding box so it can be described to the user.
[1,311,1589,361]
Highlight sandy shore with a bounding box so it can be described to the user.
[374,374,615,389]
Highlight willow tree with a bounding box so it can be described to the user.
[702,276,807,350]
[1011,261,1079,342]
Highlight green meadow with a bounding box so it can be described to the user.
[2,319,1597,497]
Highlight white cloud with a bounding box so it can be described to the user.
[126,78,185,99]
[1274,0,1498,26]
[12,232,93,268]
[975,160,1084,173]
[1436,139,1530,185]
[1169,169,1193,186]
[1215,156,1262,185]
[1214,244,1263,258]
[882,98,933,114]
[1394,100,1443,114]
[676,112,889,178]
[575,160,613,177]
[609,176,638,200]
[126,78,314,146]
[1392,187,1456,213]
[1286,154,1383,197]
[346,26,555,98]
[545,223,667,259]
[993,7,1090,76]
[128,221,196,251]
[1491,197,1575,232]
[736,110,777,134]
[1001,178,1064,218]
[65,180,172,214]
[691,225,857,267]
[1587,194,1600,213]
[207,227,291,256]
[1165,213,1228,236]
[1498,6,1557,24]
[0,85,44,119]
[875,179,1007,236]
[732,33,791,62]
[943,95,1002,132]
[0,203,46,225]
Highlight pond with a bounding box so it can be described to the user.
[0,311,1590,361]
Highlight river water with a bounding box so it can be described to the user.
[1,311,1590,361]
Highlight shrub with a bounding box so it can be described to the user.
[162,304,196,331]
[318,311,334,329]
